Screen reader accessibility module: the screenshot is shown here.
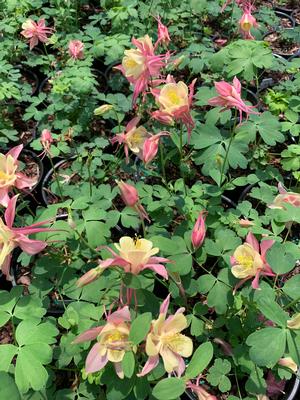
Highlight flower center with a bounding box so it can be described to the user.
[104,330,128,350]
[162,333,185,352]
[166,90,182,105]
[236,255,253,269]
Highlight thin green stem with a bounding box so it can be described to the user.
[284,295,300,310]
[87,155,93,198]
[159,141,167,183]
[49,156,63,199]
[219,109,237,187]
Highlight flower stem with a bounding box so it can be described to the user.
[219,109,237,187]
[49,155,63,199]
[159,141,167,183]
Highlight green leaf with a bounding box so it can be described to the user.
[185,342,213,379]
[129,313,152,345]
[256,297,288,327]
[256,112,284,145]
[152,377,185,400]
[207,358,231,393]
[0,372,21,399]
[0,344,18,372]
[266,242,296,275]
[122,351,135,378]
[246,328,286,366]
[207,281,233,314]
[197,274,216,293]
[286,330,300,366]
[283,275,300,300]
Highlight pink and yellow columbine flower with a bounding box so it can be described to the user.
[21,18,53,50]
[0,145,37,208]
[0,195,55,279]
[152,75,196,142]
[208,76,258,124]
[230,232,275,291]
[77,237,170,287]
[115,35,168,104]
[39,129,54,159]
[186,382,218,400]
[138,295,193,377]
[68,39,84,60]
[239,3,258,40]
[111,117,150,164]
[73,306,133,379]
[142,131,169,165]
[278,357,298,373]
[268,183,300,210]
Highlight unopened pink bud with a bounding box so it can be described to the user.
[76,267,102,288]
[191,211,207,250]
[40,129,53,145]
[117,180,139,207]
[156,16,170,47]
[143,137,159,164]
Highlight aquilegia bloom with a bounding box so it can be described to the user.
[73,306,133,379]
[186,382,218,400]
[208,76,258,123]
[138,294,193,377]
[0,144,37,207]
[268,182,300,210]
[77,237,170,287]
[239,3,258,40]
[111,116,150,163]
[143,131,169,165]
[21,18,53,50]
[191,210,207,250]
[151,76,196,142]
[68,40,84,60]
[155,16,171,48]
[230,232,275,291]
[115,35,168,104]
[39,129,54,159]
[0,195,55,279]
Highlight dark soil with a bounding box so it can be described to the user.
[273,0,298,11]
[292,9,300,25]
[12,106,37,145]
[20,154,40,182]
[264,32,300,56]
[19,69,38,95]
[0,322,13,345]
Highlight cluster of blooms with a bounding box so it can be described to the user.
[221,0,258,40]
[0,145,56,279]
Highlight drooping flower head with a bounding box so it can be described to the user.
[111,117,150,164]
[116,180,150,222]
[186,382,218,400]
[115,35,168,104]
[152,75,196,142]
[155,16,171,48]
[268,183,300,210]
[73,306,133,379]
[208,76,259,123]
[68,40,84,60]
[21,18,53,50]
[266,372,285,397]
[143,131,169,165]
[0,195,56,279]
[39,129,54,159]
[230,232,275,291]
[278,357,298,373]
[138,295,193,377]
[77,237,170,287]
[0,145,37,207]
[239,3,258,40]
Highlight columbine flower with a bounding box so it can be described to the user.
[111,117,150,164]
[186,382,218,400]
[278,357,298,373]
[208,76,258,123]
[40,129,54,159]
[0,145,37,208]
[191,211,207,250]
[152,76,196,142]
[268,183,300,210]
[77,237,170,287]
[239,7,258,40]
[0,195,55,279]
[155,16,171,48]
[138,295,193,377]
[73,306,133,379]
[230,232,275,291]
[115,35,168,104]
[143,132,169,165]
[287,313,300,330]
[21,18,53,50]
[68,40,84,59]
[116,180,150,221]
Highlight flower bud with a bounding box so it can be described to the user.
[239,218,254,227]
[117,180,139,207]
[191,211,207,250]
[278,357,298,373]
[173,55,185,68]
[156,16,170,47]
[287,313,300,330]
[76,267,102,288]
[143,132,169,165]
[94,104,114,116]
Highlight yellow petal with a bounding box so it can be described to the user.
[160,346,179,373]
[107,349,125,363]
[287,313,300,330]
[163,313,187,334]
[145,333,159,356]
